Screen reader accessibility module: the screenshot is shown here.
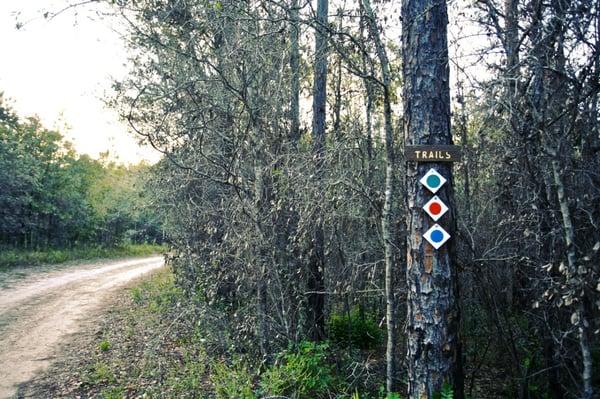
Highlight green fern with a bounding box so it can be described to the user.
[440,383,454,399]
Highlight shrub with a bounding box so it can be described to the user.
[211,358,256,399]
[259,341,336,399]
[328,311,383,350]
[432,384,453,399]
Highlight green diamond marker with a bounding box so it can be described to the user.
[420,168,447,193]
[426,174,441,188]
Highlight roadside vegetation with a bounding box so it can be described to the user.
[24,268,403,399]
[0,95,164,269]
[0,243,164,270]
[106,0,599,396]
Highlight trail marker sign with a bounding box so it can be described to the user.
[423,224,450,249]
[423,196,448,221]
[414,149,456,250]
[420,168,446,193]
[405,145,461,162]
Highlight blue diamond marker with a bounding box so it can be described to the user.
[424,224,450,249]
[430,229,444,243]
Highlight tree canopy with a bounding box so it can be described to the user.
[0,93,162,250]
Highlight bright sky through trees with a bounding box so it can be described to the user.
[0,1,160,164]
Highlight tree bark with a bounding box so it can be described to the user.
[503,0,520,311]
[254,160,271,360]
[290,0,301,144]
[333,12,343,138]
[401,0,463,396]
[551,155,593,399]
[308,0,328,342]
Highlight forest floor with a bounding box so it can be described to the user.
[0,256,164,399]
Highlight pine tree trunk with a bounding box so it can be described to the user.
[504,0,520,310]
[308,0,328,342]
[401,0,463,396]
[282,0,303,343]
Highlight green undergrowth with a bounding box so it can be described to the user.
[212,344,400,399]
[0,243,165,270]
[328,310,383,349]
[46,269,396,399]
[76,269,206,399]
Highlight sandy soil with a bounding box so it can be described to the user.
[0,256,164,399]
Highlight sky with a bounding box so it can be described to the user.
[0,0,161,164]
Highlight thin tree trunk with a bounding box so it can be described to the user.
[333,12,343,138]
[290,0,301,144]
[541,0,593,393]
[401,0,463,396]
[582,3,599,174]
[358,1,375,322]
[551,156,593,399]
[578,304,593,399]
[308,0,329,342]
[362,0,397,392]
[283,0,302,343]
[455,75,470,221]
[254,162,271,360]
[504,0,520,310]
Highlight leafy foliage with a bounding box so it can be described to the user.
[211,359,256,399]
[440,384,453,399]
[259,341,336,398]
[328,311,383,350]
[0,94,163,257]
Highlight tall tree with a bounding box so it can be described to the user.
[402,0,463,396]
[362,0,398,392]
[308,0,329,341]
[289,0,301,144]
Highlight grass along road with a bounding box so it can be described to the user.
[0,244,165,271]
[0,256,164,399]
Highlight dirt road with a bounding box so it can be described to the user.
[0,256,164,399]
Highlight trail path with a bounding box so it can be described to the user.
[0,256,164,399]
